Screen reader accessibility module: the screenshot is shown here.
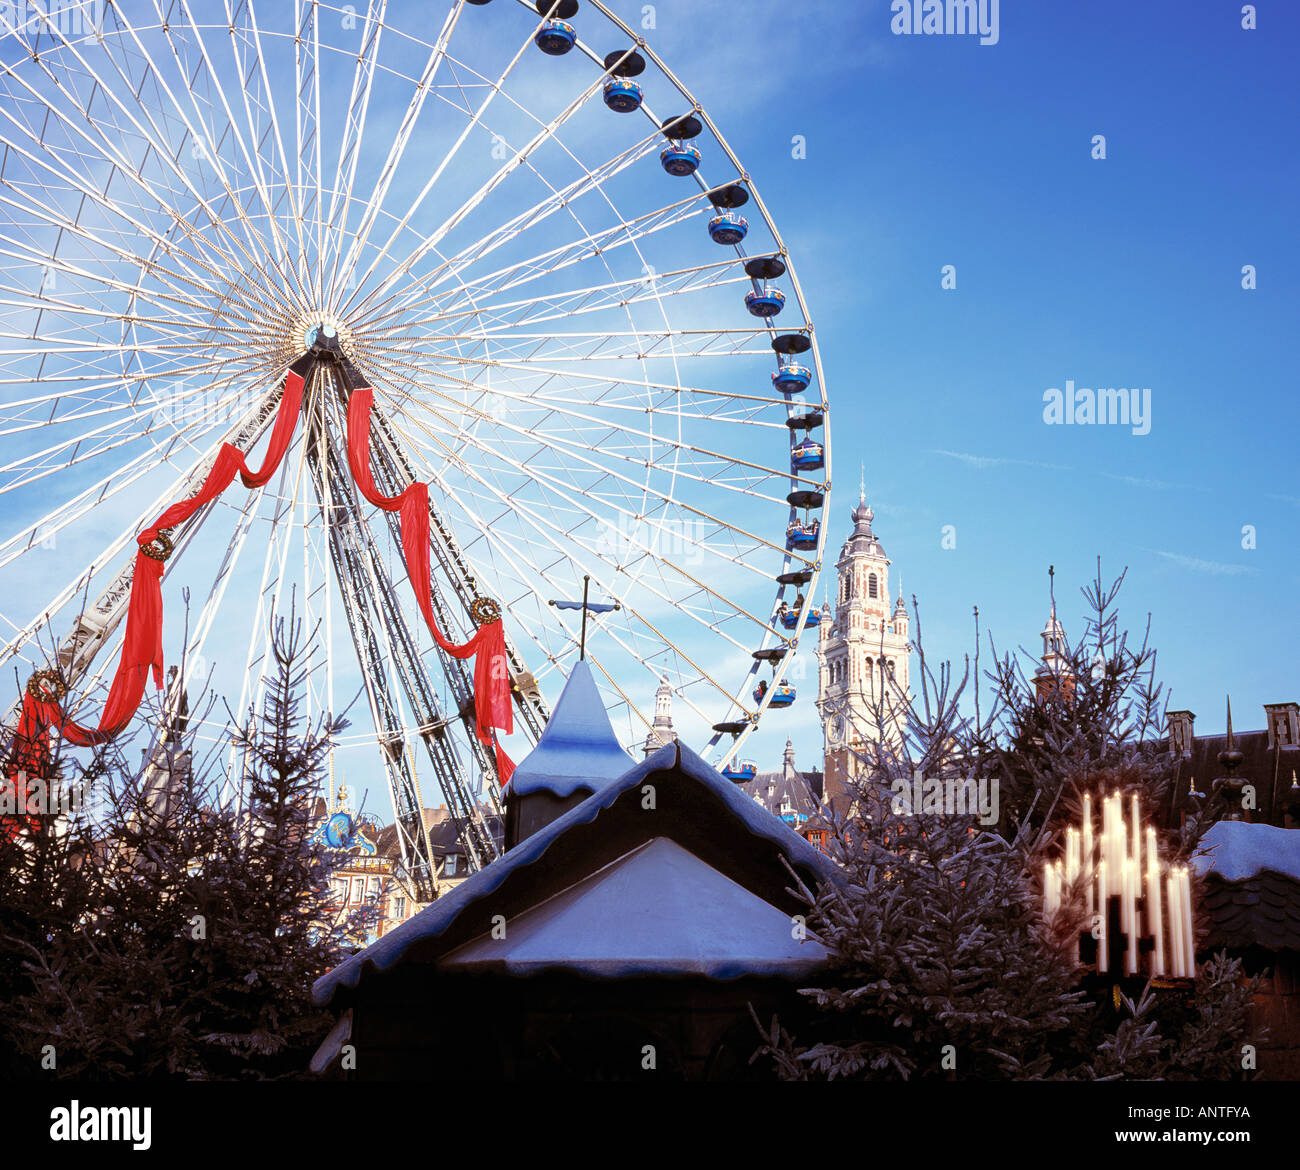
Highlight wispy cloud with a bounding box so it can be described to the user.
[1100,473,1203,492]
[930,449,1073,473]
[1145,549,1256,577]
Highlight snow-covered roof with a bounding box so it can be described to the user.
[1191,821,1300,883]
[313,739,841,1007]
[440,836,828,978]
[508,659,633,799]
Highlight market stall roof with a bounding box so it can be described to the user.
[314,738,840,1008]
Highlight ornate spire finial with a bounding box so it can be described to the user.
[1218,695,1244,774]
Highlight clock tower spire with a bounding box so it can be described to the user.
[815,489,912,808]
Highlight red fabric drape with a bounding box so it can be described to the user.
[345,384,514,756]
[11,364,518,796]
[494,737,515,788]
[20,369,305,751]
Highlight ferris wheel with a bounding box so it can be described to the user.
[0,0,830,894]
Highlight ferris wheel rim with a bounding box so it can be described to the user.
[0,0,831,771]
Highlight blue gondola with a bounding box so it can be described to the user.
[660,143,701,176]
[753,681,796,708]
[786,518,820,550]
[603,78,643,112]
[745,286,785,318]
[721,760,757,782]
[707,211,748,245]
[779,607,822,631]
[771,362,811,395]
[534,19,576,54]
[792,437,824,471]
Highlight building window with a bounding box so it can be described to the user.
[444,854,457,877]
[868,573,878,599]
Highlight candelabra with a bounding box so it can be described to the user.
[1042,791,1195,981]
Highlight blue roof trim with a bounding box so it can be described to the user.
[312,740,841,1006]
[508,660,633,797]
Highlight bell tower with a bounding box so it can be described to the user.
[815,487,911,806]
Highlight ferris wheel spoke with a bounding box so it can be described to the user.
[319,0,387,295]
[38,3,293,330]
[398,408,811,599]
[378,401,752,713]
[357,129,671,330]
[0,408,220,499]
[388,190,703,329]
[381,347,798,415]
[389,326,783,367]
[130,1,288,298]
[340,32,613,324]
[376,391,784,654]
[169,0,303,295]
[401,30,686,302]
[365,352,800,508]
[327,3,463,308]
[293,0,326,306]
[0,357,267,429]
[376,253,746,341]
[238,0,315,300]
[358,350,790,431]
[0,150,234,323]
[0,435,203,581]
[1,26,263,304]
[0,228,219,330]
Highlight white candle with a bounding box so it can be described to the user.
[1097,858,1108,974]
[1116,817,1128,906]
[1167,872,1183,977]
[1130,794,1142,878]
[1082,795,1094,915]
[1123,858,1138,974]
[1147,828,1164,977]
[1179,866,1195,976]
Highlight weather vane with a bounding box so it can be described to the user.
[548,574,621,660]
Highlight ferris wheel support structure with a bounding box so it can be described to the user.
[306,346,499,894]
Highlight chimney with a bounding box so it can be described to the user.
[1166,710,1195,757]
[1263,702,1300,751]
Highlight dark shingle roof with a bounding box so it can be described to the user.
[1200,872,1300,953]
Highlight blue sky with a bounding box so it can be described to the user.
[684,0,1299,761]
[3,0,1295,811]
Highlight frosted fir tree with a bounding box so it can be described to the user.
[754,566,1259,1080]
[0,616,373,1080]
